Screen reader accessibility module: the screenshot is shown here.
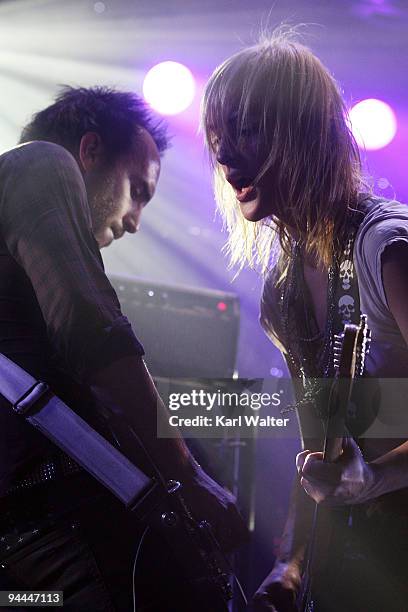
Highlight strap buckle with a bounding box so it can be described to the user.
[13,382,50,416]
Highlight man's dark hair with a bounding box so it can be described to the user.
[19,85,169,160]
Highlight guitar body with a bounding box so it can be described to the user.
[297,316,370,612]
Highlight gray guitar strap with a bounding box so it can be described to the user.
[0,352,158,511]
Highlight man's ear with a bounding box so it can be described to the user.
[78,132,105,172]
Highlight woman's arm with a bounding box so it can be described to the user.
[298,241,408,505]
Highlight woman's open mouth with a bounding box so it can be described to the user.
[226,173,258,203]
[235,185,257,203]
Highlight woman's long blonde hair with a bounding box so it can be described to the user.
[201,31,366,279]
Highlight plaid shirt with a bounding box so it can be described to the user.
[0,141,144,493]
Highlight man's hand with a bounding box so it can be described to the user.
[296,437,376,505]
[253,561,301,612]
[181,463,248,552]
[89,356,247,551]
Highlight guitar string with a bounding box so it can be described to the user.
[132,525,150,612]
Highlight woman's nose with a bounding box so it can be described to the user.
[216,139,239,167]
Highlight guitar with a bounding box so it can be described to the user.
[146,478,235,612]
[297,314,371,612]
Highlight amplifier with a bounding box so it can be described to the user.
[109,274,240,378]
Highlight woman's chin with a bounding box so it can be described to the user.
[239,196,271,222]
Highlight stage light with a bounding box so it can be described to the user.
[93,2,105,13]
[349,98,397,150]
[377,177,390,190]
[143,61,195,115]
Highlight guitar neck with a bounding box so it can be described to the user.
[322,370,354,462]
[323,436,344,462]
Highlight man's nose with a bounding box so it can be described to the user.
[123,205,142,234]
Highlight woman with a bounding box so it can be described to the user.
[202,31,408,612]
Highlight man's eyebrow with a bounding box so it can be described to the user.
[142,179,153,202]
[132,178,152,202]
[146,180,155,201]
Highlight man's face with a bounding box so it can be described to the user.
[87,128,161,248]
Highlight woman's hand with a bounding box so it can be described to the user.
[296,437,376,505]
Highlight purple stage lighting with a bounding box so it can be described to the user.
[143,61,196,115]
[349,98,397,150]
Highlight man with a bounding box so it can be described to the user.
[0,86,243,611]
[201,33,408,611]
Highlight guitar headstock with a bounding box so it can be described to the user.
[333,314,371,379]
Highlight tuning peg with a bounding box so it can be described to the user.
[364,329,372,353]
[360,313,368,326]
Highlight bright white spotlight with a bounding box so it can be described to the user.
[349,98,397,150]
[143,61,196,115]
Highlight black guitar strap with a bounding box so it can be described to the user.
[331,196,371,334]
[332,230,361,332]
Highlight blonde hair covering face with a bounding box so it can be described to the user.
[201,31,366,278]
